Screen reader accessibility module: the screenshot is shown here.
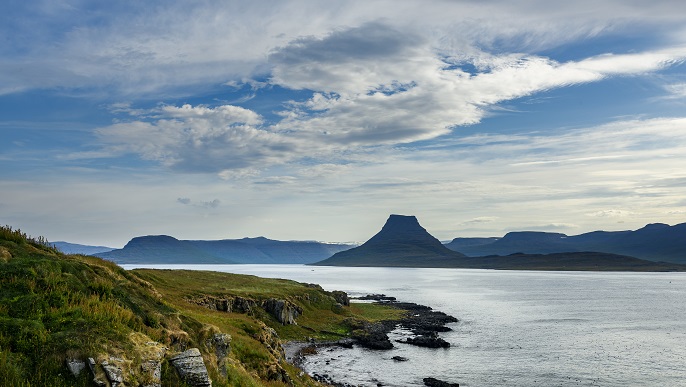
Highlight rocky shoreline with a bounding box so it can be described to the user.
[283,294,460,387]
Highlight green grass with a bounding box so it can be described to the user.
[0,225,400,386]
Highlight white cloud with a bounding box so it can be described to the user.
[461,217,499,225]
[586,210,636,218]
[264,22,686,149]
[4,116,686,244]
[94,104,298,172]
[664,83,686,99]
[2,1,686,96]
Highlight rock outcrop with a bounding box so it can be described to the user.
[66,358,86,377]
[87,357,107,387]
[188,295,304,325]
[133,335,167,387]
[170,348,212,387]
[424,377,459,387]
[262,298,302,325]
[398,334,450,348]
[101,359,124,387]
[251,322,291,383]
[188,295,258,314]
[331,290,350,306]
[349,321,394,350]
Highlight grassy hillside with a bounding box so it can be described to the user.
[0,226,401,386]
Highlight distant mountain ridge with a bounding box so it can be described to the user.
[314,215,686,271]
[53,241,115,255]
[444,222,686,264]
[96,235,355,264]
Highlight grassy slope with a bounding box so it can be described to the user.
[0,226,402,386]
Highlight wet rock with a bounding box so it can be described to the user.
[351,324,393,350]
[356,294,396,302]
[311,372,357,387]
[398,335,450,348]
[65,358,85,377]
[262,298,302,325]
[423,376,459,387]
[170,348,212,387]
[335,338,354,348]
[389,302,458,333]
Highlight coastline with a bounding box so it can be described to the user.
[283,294,461,387]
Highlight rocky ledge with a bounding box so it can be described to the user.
[424,376,460,387]
[347,294,458,350]
[287,294,460,386]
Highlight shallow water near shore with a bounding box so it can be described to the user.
[123,264,686,386]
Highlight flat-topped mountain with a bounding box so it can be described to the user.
[97,235,355,264]
[444,222,686,264]
[314,214,467,266]
[98,235,229,264]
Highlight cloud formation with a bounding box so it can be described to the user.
[2,1,685,96]
[3,1,686,244]
[96,104,297,172]
[92,21,686,174]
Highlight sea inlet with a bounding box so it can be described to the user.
[122,264,686,386]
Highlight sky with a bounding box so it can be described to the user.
[2,0,686,247]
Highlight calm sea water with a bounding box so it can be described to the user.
[122,264,686,386]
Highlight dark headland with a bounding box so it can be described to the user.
[314,214,686,271]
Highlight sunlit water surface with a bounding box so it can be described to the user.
[122,264,686,386]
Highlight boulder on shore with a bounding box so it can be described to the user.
[424,376,459,387]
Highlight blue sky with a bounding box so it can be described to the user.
[2,0,686,247]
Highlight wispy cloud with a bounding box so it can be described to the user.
[664,83,686,99]
[84,23,686,175]
[2,1,685,96]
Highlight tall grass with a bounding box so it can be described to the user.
[0,225,59,254]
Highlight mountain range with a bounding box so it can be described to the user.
[95,235,355,264]
[315,215,686,271]
[445,222,686,264]
[56,217,686,268]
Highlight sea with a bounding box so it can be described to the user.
[121,264,686,387]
